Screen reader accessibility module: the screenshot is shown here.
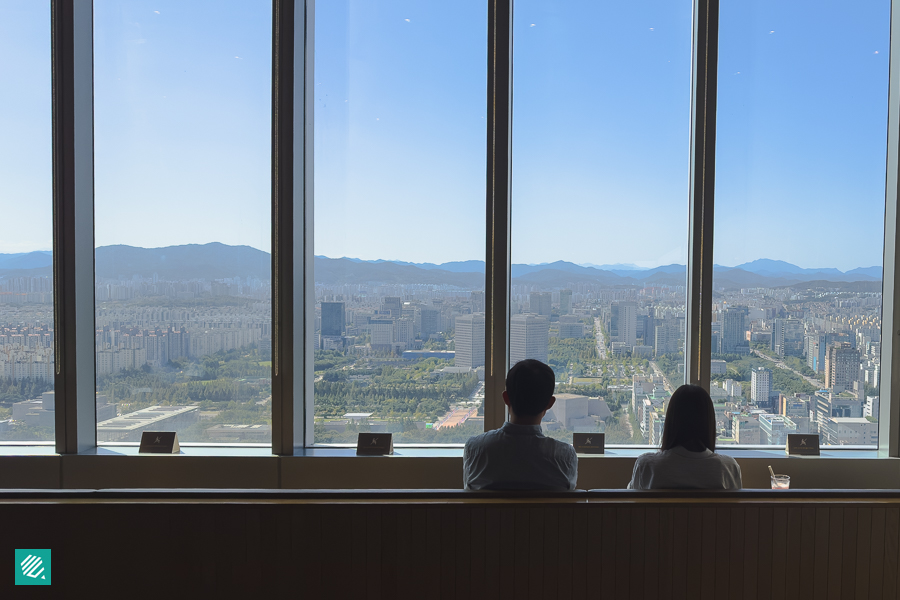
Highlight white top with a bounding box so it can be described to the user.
[627,446,742,490]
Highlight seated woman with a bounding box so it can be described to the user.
[628,384,742,490]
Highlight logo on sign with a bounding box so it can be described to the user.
[14,549,51,585]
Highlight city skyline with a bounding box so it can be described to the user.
[0,244,886,274]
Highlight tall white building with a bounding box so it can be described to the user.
[559,289,573,315]
[454,313,485,369]
[613,301,637,347]
[751,367,772,405]
[529,293,552,317]
[510,314,549,364]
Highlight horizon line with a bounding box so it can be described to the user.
[0,244,884,274]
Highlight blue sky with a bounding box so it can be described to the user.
[0,0,890,271]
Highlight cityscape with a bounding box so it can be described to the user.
[0,243,882,448]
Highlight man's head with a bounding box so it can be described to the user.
[504,359,556,420]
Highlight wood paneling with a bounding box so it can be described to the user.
[1,498,899,599]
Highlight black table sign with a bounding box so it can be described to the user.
[139,431,181,454]
[357,433,393,455]
[786,433,820,456]
[573,432,605,454]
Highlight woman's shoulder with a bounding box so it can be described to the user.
[633,450,664,466]
[711,451,740,467]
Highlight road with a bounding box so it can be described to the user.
[750,349,824,389]
[649,360,676,394]
[594,318,607,359]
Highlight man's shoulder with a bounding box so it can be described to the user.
[464,428,502,450]
[544,436,577,455]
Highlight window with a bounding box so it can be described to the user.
[510,0,692,445]
[0,0,55,442]
[5,0,898,463]
[313,0,486,444]
[712,0,889,447]
[93,0,273,444]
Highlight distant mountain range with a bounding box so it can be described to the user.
[0,244,883,290]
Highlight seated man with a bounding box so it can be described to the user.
[463,359,578,490]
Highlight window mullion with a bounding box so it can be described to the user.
[878,0,900,457]
[272,0,313,454]
[484,0,513,432]
[685,0,719,391]
[51,0,97,454]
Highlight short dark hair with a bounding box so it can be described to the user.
[505,359,556,417]
[660,384,717,452]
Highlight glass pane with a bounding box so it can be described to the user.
[713,0,888,448]
[511,0,692,445]
[93,1,272,444]
[314,0,486,444]
[0,1,55,442]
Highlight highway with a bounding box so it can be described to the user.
[749,349,824,389]
[649,360,676,394]
[594,318,607,359]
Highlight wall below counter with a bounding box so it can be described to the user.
[2,494,899,598]
[1,453,899,490]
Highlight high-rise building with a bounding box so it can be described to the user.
[654,322,679,356]
[320,302,345,337]
[722,307,748,353]
[751,367,772,405]
[529,292,552,317]
[470,291,485,313]
[510,314,549,364]
[381,297,402,318]
[393,318,414,347]
[611,301,637,347]
[559,289,573,315]
[454,313,485,369]
[821,417,878,445]
[759,413,797,446]
[771,318,804,357]
[733,414,761,444]
[825,342,861,394]
[419,307,440,338]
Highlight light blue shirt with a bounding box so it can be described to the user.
[463,422,578,491]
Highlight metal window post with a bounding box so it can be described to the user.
[271,0,313,454]
[52,0,96,454]
[878,0,900,457]
[484,0,513,431]
[685,0,719,391]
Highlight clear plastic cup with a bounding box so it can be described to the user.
[771,475,790,489]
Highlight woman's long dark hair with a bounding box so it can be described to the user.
[659,384,717,452]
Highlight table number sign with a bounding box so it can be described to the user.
[357,433,393,455]
[786,434,820,456]
[139,431,180,454]
[573,432,605,454]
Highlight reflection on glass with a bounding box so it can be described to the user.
[313,0,486,444]
[93,1,272,444]
[511,0,692,445]
[712,0,888,447]
[0,1,55,442]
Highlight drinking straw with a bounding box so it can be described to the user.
[768,465,776,478]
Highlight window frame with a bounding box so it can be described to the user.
[23,0,897,468]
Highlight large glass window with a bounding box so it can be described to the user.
[712,0,889,447]
[511,0,692,445]
[313,0,487,444]
[0,1,55,442]
[93,1,272,444]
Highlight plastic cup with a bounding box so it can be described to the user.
[771,475,790,489]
